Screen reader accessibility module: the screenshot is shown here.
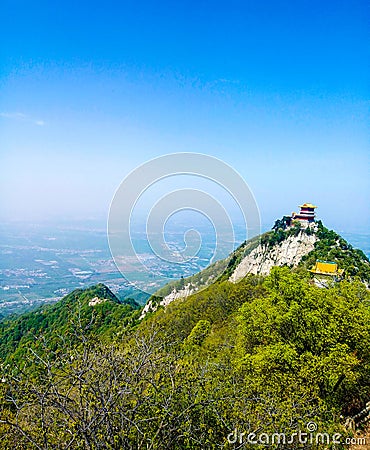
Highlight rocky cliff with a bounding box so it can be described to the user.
[141,220,370,317]
[229,230,318,282]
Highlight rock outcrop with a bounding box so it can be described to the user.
[88,296,108,306]
[140,283,195,318]
[230,230,318,282]
[139,219,370,319]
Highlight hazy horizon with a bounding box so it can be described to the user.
[1,1,369,232]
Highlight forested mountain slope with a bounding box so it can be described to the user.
[0,267,369,448]
[0,217,369,448]
[143,220,370,316]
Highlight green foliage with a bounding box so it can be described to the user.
[121,297,141,308]
[300,221,370,283]
[272,215,291,231]
[260,221,308,248]
[0,239,369,449]
[183,319,211,351]
[236,268,370,411]
[0,284,139,364]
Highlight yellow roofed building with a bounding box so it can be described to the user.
[309,260,344,278]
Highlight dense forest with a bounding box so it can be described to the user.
[0,225,369,449]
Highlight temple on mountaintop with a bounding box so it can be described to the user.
[292,203,317,224]
[272,203,318,230]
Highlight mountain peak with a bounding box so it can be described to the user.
[70,283,121,305]
[0,284,137,362]
[141,210,370,317]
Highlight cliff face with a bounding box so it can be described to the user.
[229,230,318,282]
[140,283,196,318]
[141,229,318,317]
[139,256,231,318]
[140,220,370,318]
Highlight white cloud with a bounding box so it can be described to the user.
[0,112,26,119]
[0,112,45,126]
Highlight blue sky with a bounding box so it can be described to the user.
[0,0,368,231]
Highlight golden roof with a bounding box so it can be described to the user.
[314,261,337,273]
[299,203,317,209]
[309,260,343,276]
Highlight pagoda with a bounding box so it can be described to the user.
[292,203,317,223]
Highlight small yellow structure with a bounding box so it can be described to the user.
[309,260,344,277]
